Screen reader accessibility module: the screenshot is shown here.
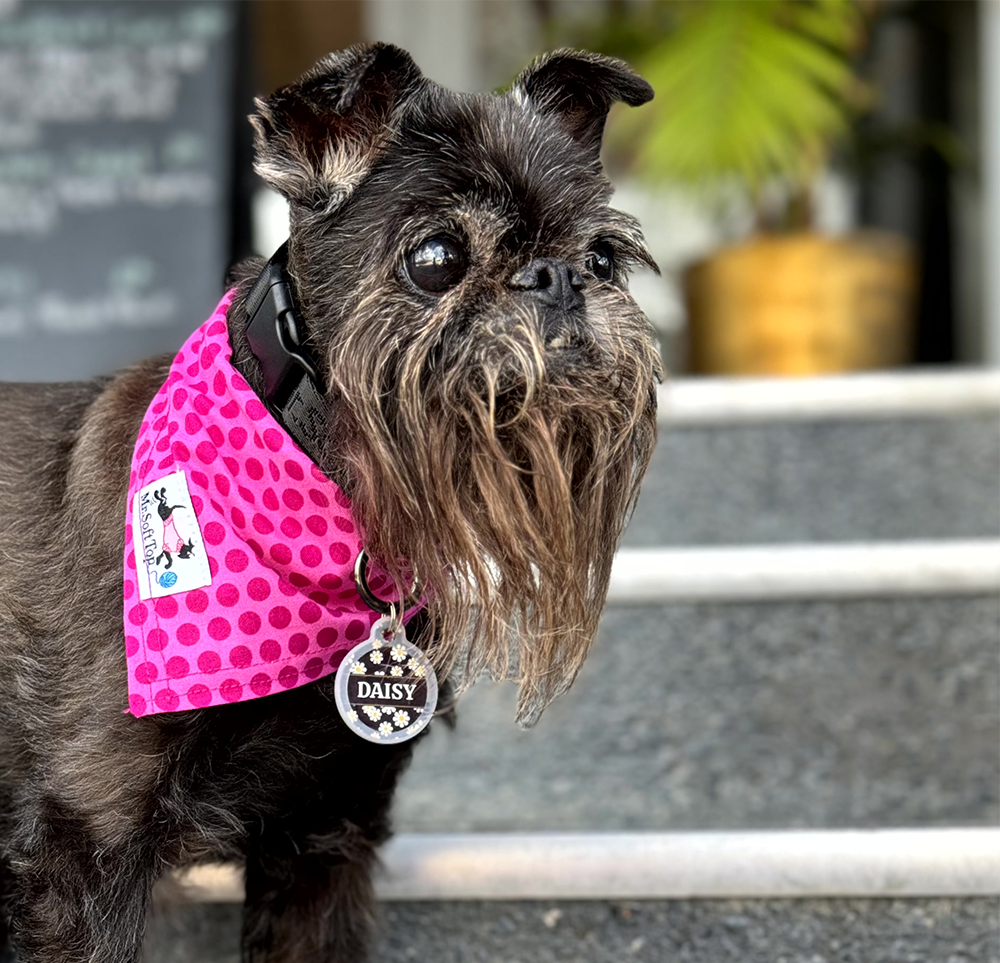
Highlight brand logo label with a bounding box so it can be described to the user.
[131,470,212,600]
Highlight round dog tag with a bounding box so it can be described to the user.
[334,617,438,745]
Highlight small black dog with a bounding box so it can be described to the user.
[152,489,195,569]
[0,44,659,962]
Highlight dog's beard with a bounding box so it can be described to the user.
[326,293,659,725]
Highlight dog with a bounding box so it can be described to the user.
[152,489,196,570]
[0,43,660,962]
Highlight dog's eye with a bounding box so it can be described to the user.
[586,242,615,282]
[405,237,468,294]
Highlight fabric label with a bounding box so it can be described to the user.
[131,470,212,600]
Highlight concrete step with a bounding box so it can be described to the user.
[146,897,999,962]
[395,593,999,832]
[626,372,1000,547]
[146,372,1000,957]
[155,828,1000,957]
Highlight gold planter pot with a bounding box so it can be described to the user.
[684,232,917,376]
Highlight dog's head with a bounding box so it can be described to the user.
[248,44,660,724]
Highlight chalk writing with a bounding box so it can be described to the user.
[0,0,236,378]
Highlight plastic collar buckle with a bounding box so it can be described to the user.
[244,243,328,465]
[245,243,320,406]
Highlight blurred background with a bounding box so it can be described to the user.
[0,0,998,379]
[1,2,997,960]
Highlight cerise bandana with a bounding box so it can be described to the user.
[123,290,394,717]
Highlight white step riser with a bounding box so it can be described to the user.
[178,828,1000,903]
[607,541,1000,604]
[661,369,1000,425]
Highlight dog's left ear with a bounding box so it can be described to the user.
[512,49,653,155]
[251,43,425,210]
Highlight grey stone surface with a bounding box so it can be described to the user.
[136,415,1000,963]
[137,414,1000,961]
[145,897,999,963]
[145,903,236,963]
[394,595,1000,832]
[624,416,1000,546]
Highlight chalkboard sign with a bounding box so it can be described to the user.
[0,0,240,381]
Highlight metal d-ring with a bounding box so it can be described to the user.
[353,548,421,616]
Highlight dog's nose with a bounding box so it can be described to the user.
[509,258,585,313]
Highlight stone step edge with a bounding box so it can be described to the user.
[176,828,1000,903]
[661,369,1000,425]
[607,540,1000,604]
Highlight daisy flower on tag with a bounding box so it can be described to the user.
[413,664,426,678]
[390,644,407,662]
[393,710,410,728]
[390,665,403,677]
[370,650,383,664]
[350,661,365,675]
[378,722,393,736]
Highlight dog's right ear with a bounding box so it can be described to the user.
[513,49,653,157]
[251,43,425,210]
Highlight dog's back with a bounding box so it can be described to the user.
[0,381,99,548]
[0,368,164,846]
[0,379,111,948]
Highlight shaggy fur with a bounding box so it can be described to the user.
[0,44,659,962]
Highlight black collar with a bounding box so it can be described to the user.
[244,243,329,467]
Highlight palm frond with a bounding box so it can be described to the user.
[608,0,866,191]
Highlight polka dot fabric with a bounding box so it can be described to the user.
[123,291,397,717]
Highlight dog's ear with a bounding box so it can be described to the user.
[251,43,425,209]
[512,49,653,155]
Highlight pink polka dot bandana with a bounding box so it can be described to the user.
[123,290,392,717]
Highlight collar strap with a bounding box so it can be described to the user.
[245,243,329,466]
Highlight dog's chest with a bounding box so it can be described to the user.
[160,683,416,863]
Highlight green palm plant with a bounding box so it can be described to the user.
[593,0,870,227]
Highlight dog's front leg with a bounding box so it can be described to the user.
[9,816,154,963]
[242,843,378,963]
